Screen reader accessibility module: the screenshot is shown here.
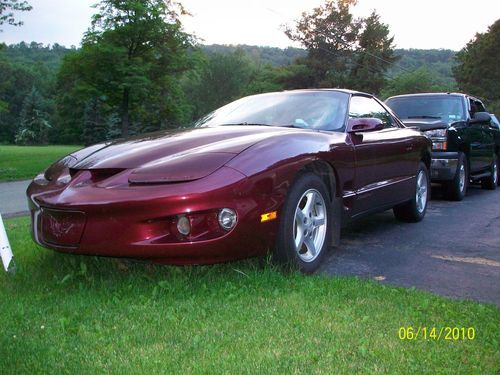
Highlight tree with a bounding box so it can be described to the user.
[57,0,194,139]
[0,51,35,143]
[285,0,360,87]
[348,11,398,95]
[83,98,107,146]
[380,67,455,99]
[454,19,500,113]
[183,50,256,119]
[15,86,51,145]
[244,63,314,94]
[285,1,398,91]
[0,0,31,29]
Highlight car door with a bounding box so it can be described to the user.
[467,98,492,172]
[348,95,416,216]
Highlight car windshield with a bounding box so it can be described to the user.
[194,91,349,131]
[386,96,466,124]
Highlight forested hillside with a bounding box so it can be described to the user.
[390,49,456,83]
[0,42,459,145]
[0,43,458,72]
[201,44,307,66]
[1,0,497,148]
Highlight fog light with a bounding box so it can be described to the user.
[218,208,237,231]
[177,215,191,235]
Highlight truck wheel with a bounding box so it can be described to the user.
[274,173,332,273]
[481,155,498,190]
[393,162,429,222]
[445,153,468,201]
[497,155,500,187]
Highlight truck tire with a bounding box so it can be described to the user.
[497,155,500,187]
[445,152,468,201]
[481,155,498,190]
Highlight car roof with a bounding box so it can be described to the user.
[386,92,466,100]
[385,92,487,103]
[285,88,373,96]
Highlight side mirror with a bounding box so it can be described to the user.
[470,112,491,124]
[347,118,384,133]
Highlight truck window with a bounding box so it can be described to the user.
[386,95,465,124]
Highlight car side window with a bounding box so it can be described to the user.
[349,96,395,129]
[469,98,487,116]
[476,101,486,112]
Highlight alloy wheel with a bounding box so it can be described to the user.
[458,163,466,192]
[493,161,498,185]
[293,189,327,262]
[416,169,428,213]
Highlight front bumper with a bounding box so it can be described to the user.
[27,167,281,264]
[430,152,459,181]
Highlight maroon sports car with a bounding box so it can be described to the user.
[27,89,431,272]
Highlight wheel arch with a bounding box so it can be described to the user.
[421,150,431,171]
[458,143,470,160]
[299,160,339,202]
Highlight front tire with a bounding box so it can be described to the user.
[393,162,430,222]
[481,155,498,190]
[274,173,332,273]
[445,152,468,201]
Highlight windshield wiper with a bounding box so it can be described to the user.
[220,122,271,126]
[220,123,309,129]
[279,124,309,129]
[407,115,442,119]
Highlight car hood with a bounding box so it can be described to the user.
[401,119,449,131]
[70,126,299,183]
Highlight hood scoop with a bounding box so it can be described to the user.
[128,152,236,184]
[70,168,126,183]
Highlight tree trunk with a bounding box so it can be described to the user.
[121,87,130,137]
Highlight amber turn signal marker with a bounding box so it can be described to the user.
[260,211,277,222]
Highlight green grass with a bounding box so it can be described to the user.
[0,145,82,181]
[1,217,498,374]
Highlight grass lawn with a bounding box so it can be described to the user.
[0,145,82,182]
[1,217,498,374]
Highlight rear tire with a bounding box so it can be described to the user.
[445,152,467,201]
[274,173,332,273]
[481,155,498,190]
[393,162,430,222]
[497,155,500,187]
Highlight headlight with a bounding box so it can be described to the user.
[218,208,237,231]
[424,129,447,151]
[424,129,447,138]
[176,215,191,236]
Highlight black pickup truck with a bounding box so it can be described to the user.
[386,93,500,200]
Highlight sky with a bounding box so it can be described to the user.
[1,0,499,50]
